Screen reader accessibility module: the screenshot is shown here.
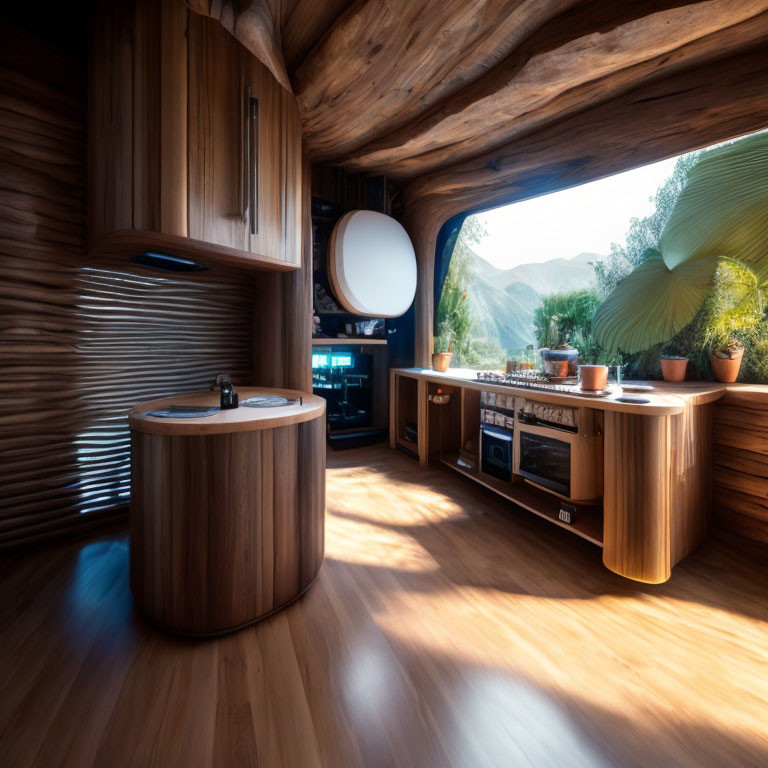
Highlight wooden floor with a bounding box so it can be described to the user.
[2,445,768,767]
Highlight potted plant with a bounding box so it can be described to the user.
[710,337,744,382]
[432,336,453,372]
[660,340,689,383]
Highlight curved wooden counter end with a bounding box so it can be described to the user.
[129,388,326,636]
[602,395,714,584]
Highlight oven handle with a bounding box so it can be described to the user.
[481,427,513,441]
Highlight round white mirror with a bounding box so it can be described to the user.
[329,210,417,317]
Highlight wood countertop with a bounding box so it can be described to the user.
[392,368,727,416]
[129,387,325,436]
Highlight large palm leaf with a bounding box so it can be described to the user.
[594,132,768,352]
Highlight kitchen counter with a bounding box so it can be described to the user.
[392,367,726,415]
[129,387,325,636]
[390,368,719,584]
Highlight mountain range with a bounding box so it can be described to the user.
[466,250,606,350]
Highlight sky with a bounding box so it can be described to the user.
[472,156,679,269]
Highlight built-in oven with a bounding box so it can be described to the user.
[517,430,570,496]
[480,425,514,482]
[514,400,603,502]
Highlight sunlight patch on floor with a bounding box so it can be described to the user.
[324,512,441,572]
[368,585,768,746]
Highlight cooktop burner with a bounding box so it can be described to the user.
[474,370,583,394]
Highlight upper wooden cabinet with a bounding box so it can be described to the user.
[88,0,302,270]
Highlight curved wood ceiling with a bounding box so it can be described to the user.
[189,0,768,182]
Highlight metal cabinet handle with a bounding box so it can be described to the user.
[235,87,258,236]
[247,94,259,235]
[239,86,250,220]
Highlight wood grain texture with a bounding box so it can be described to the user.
[90,0,302,269]
[390,368,726,416]
[3,444,768,766]
[186,0,293,92]
[90,230,299,271]
[392,371,714,580]
[129,387,325,435]
[252,155,312,392]
[187,8,250,250]
[714,387,768,543]
[602,405,711,584]
[189,1,768,176]
[0,23,257,549]
[130,411,325,635]
[341,1,768,177]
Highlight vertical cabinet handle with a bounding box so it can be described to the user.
[240,86,250,221]
[247,95,259,236]
[239,87,259,236]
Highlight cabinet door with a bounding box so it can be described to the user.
[244,56,302,265]
[187,13,249,251]
[244,56,282,261]
[280,88,303,265]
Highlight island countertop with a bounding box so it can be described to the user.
[392,367,727,416]
[129,387,325,436]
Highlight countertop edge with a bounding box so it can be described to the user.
[391,368,731,416]
[129,388,326,436]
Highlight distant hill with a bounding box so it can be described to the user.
[464,250,606,350]
[477,251,605,295]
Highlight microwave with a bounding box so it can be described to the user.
[514,404,603,503]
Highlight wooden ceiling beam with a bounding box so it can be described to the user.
[293,0,581,159]
[403,44,768,216]
[279,0,356,73]
[341,0,768,178]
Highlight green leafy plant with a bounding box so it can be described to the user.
[700,259,761,355]
[434,288,467,355]
[593,132,768,354]
[594,153,702,297]
[435,217,487,363]
[661,338,688,359]
[534,290,601,349]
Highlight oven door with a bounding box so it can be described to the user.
[480,426,514,482]
[517,429,571,497]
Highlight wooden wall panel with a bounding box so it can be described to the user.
[0,25,256,550]
[714,389,768,543]
[253,155,312,392]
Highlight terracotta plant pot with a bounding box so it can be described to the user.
[661,356,688,382]
[710,348,744,383]
[432,352,452,372]
[578,364,609,391]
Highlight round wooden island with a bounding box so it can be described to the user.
[128,388,325,636]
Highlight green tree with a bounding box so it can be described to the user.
[435,216,487,364]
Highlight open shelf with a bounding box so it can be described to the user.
[440,450,604,546]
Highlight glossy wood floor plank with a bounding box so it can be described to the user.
[2,445,768,767]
